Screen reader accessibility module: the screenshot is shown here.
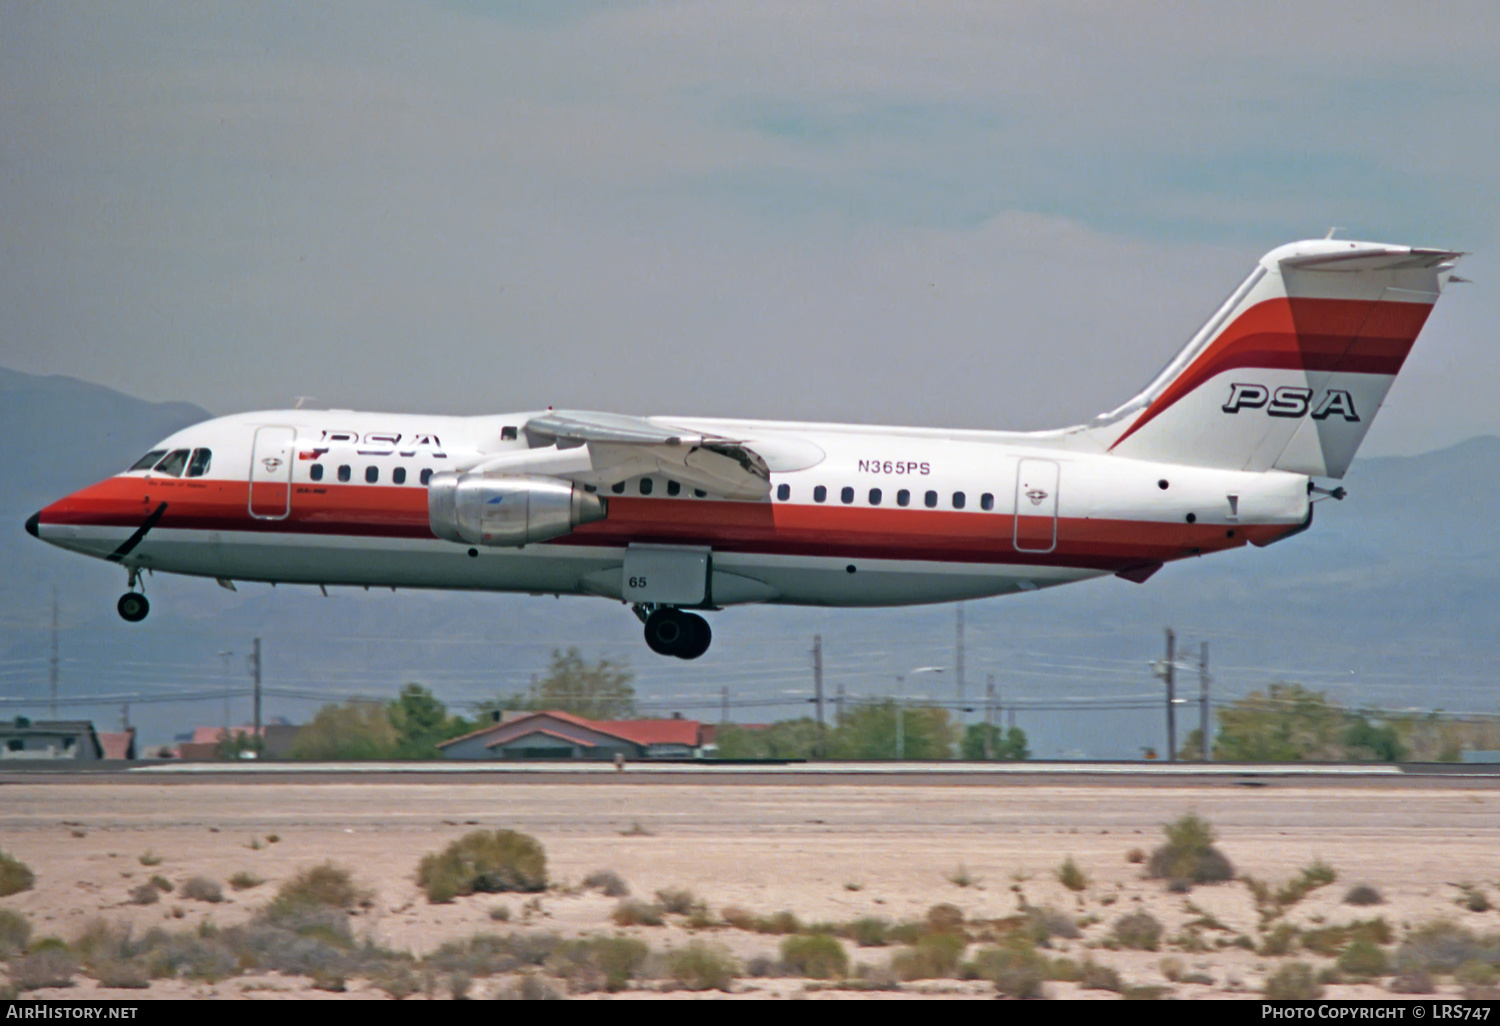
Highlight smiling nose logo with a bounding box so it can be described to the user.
[1026,489,1048,506]
[261,457,283,473]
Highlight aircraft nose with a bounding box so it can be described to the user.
[25,512,39,538]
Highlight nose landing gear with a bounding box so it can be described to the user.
[639,606,712,660]
[117,567,149,623]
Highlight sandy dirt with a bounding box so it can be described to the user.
[1,774,1497,999]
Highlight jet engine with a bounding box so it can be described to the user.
[427,472,607,547]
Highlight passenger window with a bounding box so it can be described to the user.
[667,480,681,497]
[639,478,654,496]
[152,449,190,477]
[366,466,379,484]
[393,467,406,485]
[981,492,994,511]
[420,469,433,486]
[338,465,351,483]
[953,491,966,509]
[611,481,626,494]
[813,485,827,503]
[777,483,790,501]
[310,464,324,482]
[130,450,167,472]
[897,489,910,507]
[501,426,518,441]
[186,449,212,477]
[841,486,854,504]
[869,488,882,506]
[924,490,938,508]
[694,489,707,498]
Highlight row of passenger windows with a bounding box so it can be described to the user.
[309,464,434,486]
[777,482,994,511]
[130,448,212,478]
[608,478,708,498]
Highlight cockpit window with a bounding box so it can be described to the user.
[152,449,190,477]
[130,450,167,472]
[185,449,212,478]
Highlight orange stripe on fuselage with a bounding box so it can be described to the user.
[38,476,1296,572]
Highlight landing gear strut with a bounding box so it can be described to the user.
[642,607,712,660]
[117,568,149,623]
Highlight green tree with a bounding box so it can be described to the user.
[1343,713,1406,762]
[387,683,473,758]
[512,648,637,720]
[960,723,1030,760]
[212,730,261,760]
[1213,682,1347,761]
[289,700,399,760]
[715,719,822,759]
[828,700,958,759]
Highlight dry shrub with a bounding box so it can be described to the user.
[1110,911,1163,951]
[1344,883,1384,906]
[1264,962,1323,999]
[1338,938,1391,979]
[847,916,890,947]
[582,870,629,897]
[665,941,739,991]
[495,972,563,1000]
[128,882,160,905]
[612,900,664,927]
[228,871,264,891]
[11,947,78,991]
[970,944,1046,999]
[0,850,35,897]
[181,877,224,903]
[417,830,547,903]
[655,888,704,917]
[1057,857,1088,892]
[1027,905,1080,944]
[780,933,849,979]
[0,908,32,956]
[1079,959,1123,992]
[1396,920,1500,975]
[550,935,649,993]
[890,933,966,980]
[1146,812,1234,888]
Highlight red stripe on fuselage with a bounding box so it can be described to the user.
[37,476,1296,574]
[1110,296,1433,450]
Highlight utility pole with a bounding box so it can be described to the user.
[955,604,965,716]
[1199,641,1210,762]
[218,649,234,733]
[812,634,824,757]
[835,678,845,726]
[895,702,904,760]
[49,589,59,719]
[984,673,996,760]
[1163,629,1176,763]
[250,638,262,756]
[720,686,729,724]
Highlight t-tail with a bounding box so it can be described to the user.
[1088,239,1463,478]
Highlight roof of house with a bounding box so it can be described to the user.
[440,710,702,751]
[98,729,136,760]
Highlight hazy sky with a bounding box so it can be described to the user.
[3,1,1497,455]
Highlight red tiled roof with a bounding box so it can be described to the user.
[440,711,700,750]
[484,727,599,750]
[98,729,135,760]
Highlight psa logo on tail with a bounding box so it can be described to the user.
[1221,383,1360,422]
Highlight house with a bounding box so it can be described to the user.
[98,728,137,761]
[0,717,103,761]
[438,710,706,761]
[173,720,300,760]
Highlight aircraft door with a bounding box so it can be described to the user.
[1014,458,1059,553]
[249,426,296,520]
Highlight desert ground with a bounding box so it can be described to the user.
[1,769,1498,999]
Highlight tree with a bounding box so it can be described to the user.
[715,719,822,759]
[827,701,958,759]
[387,683,473,759]
[1213,682,1347,762]
[289,700,399,760]
[960,723,1030,760]
[1343,714,1407,762]
[511,648,637,720]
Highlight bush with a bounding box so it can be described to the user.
[1390,971,1436,994]
[780,933,849,979]
[0,908,32,956]
[550,935,649,992]
[228,872,264,891]
[11,947,78,990]
[583,870,629,897]
[1264,962,1323,999]
[263,863,372,927]
[0,850,35,896]
[1026,905,1080,944]
[417,830,547,903]
[1260,923,1301,956]
[655,888,704,917]
[1276,861,1338,906]
[1396,921,1499,975]
[1344,884,1384,906]
[847,916,889,947]
[1058,857,1088,892]
[666,941,739,991]
[926,903,964,934]
[890,933,967,980]
[970,944,1046,999]
[1147,813,1234,888]
[1110,911,1163,951]
[612,900,665,927]
[181,877,224,903]
[128,882,160,905]
[1338,939,1391,979]
[1079,959,1123,992]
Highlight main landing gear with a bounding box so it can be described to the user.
[117,568,149,623]
[640,607,712,660]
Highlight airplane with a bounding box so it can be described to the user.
[27,239,1462,660]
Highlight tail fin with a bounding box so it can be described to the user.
[1091,240,1462,478]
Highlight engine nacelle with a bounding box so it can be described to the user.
[427,473,607,547]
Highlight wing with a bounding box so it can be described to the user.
[473,410,772,500]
